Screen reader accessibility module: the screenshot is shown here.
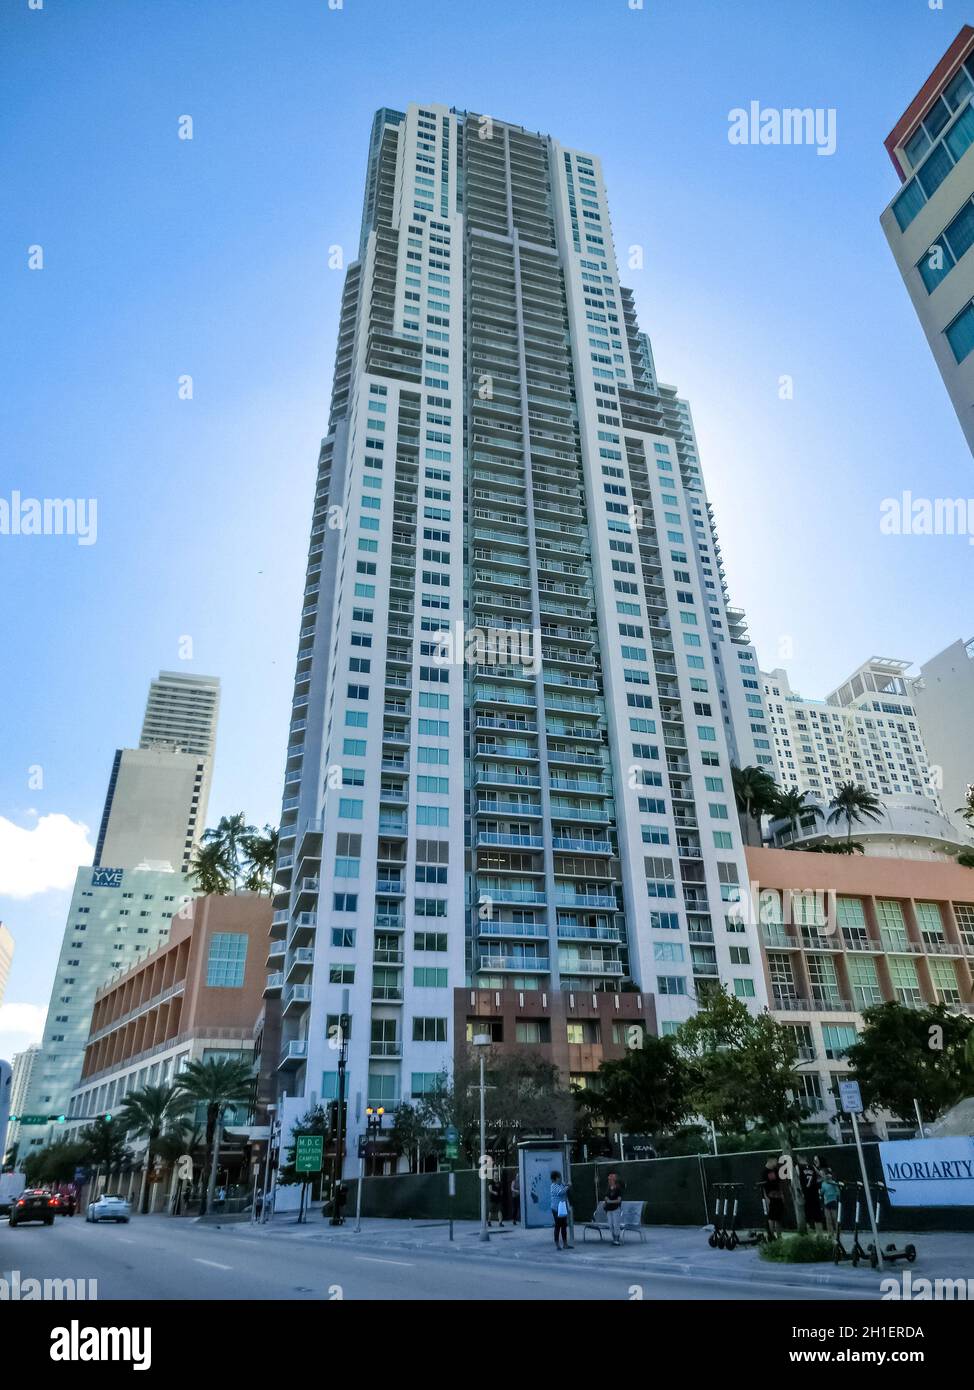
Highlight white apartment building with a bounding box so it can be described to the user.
[140,670,220,759]
[761,657,939,808]
[881,24,974,455]
[270,104,767,1154]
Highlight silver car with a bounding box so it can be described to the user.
[85,1194,131,1223]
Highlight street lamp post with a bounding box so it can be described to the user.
[330,1000,350,1227]
[472,1034,491,1243]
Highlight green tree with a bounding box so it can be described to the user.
[173,1057,254,1213]
[677,988,809,1228]
[826,782,884,851]
[203,813,257,893]
[388,1102,438,1173]
[578,1035,692,1140]
[241,825,280,895]
[188,841,230,896]
[117,1083,192,1214]
[732,765,779,846]
[845,1001,974,1124]
[21,1139,89,1189]
[956,783,974,829]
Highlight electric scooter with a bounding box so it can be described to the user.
[740,1186,775,1246]
[832,1182,869,1266]
[708,1183,729,1248]
[867,1183,917,1268]
[723,1184,742,1250]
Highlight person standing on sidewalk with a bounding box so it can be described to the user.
[603,1170,625,1246]
[488,1172,504,1228]
[510,1171,520,1226]
[550,1171,571,1250]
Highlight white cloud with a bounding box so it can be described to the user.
[0,813,93,898]
[0,1001,46,1061]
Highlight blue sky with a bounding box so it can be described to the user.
[2,0,972,1056]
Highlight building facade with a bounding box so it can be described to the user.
[4,1044,39,1161]
[94,670,220,874]
[747,846,974,1140]
[270,103,767,1153]
[761,657,940,808]
[67,893,269,1131]
[881,24,974,455]
[910,636,974,826]
[0,922,12,1008]
[20,866,194,1153]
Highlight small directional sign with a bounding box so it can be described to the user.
[839,1080,863,1114]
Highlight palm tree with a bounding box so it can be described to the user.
[242,825,280,895]
[188,841,230,896]
[956,784,974,828]
[117,1084,192,1214]
[203,813,257,893]
[731,764,779,846]
[827,782,884,851]
[154,1121,205,1214]
[79,1116,130,1200]
[770,786,824,840]
[173,1057,254,1214]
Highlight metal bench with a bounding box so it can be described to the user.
[582,1199,647,1243]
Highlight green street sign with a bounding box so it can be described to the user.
[16,1115,50,1127]
[444,1125,459,1161]
[295,1133,324,1174]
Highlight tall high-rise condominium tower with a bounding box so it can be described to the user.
[19,671,215,1151]
[881,24,974,455]
[94,671,220,874]
[270,105,767,1145]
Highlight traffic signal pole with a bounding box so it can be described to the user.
[330,1001,350,1226]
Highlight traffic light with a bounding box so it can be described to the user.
[327,1100,347,1135]
[104,1113,112,1123]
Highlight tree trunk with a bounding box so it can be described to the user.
[204,1111,222,1216]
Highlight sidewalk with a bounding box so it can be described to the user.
[217,1214,974,1294]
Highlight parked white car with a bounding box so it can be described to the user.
[85,1194,131,1223]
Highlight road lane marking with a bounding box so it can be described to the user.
[353,1256,414,1267]
[193,1258,232,1270]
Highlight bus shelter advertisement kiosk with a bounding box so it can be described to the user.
[518,1140,571,1230]
[878,1137,974,1207]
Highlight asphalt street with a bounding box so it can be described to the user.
[0,1214,881,1301]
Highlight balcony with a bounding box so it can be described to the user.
[277,1039,308,1070]
[555,892,617,910]
[263,972,284,996]
[551,836,612,854]
[369,1040,403,1059]
[476,831,544,850]
[558,959,624,976]
[283,983,312,1015]
[286,947,315,981]
[478,955,551,973]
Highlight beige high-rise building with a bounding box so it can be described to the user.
[94,671,220,874]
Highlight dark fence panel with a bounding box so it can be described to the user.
[345,1143,974,1233]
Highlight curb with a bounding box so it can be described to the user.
[217,1222,886,1294]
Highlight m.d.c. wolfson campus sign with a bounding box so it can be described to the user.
[879,1138,974,1207]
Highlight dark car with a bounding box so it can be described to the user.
[9,1190,58,1227]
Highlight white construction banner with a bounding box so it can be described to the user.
[878,1136,974,1207]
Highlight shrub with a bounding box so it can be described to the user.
[759,1233,834,1263]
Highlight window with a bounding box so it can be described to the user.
[413,967,448,988]
[516,1020,551,1043]
[414,931,448,951]
[412,1017,447,1042]
[331,928,356,948]
[206,933,248,988]
[329,964,355,984]
[333,892,358,911]
[656,975,687,995]
[946,300,974,363]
